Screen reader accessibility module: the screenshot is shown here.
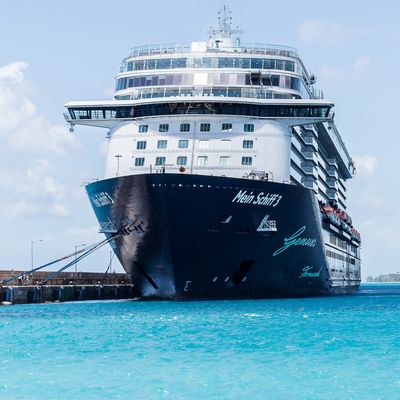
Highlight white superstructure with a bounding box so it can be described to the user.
[65,5,353,210]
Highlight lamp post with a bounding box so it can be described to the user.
[115,154,122,176]
[74,243,86,273]
[31,239,43,269]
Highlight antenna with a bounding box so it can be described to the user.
[208,4,243,46]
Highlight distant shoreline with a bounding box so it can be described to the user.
[362,281,400,284]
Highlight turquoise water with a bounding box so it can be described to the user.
[1,285,400,399]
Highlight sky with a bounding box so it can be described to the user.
[0,0,398,279]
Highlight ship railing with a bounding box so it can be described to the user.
[125,42,298,59]
[310,87,324,99]
[326,122,352,165]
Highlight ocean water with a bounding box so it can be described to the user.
[0,285,400,400]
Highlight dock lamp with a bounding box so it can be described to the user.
[74,243,86,273]
[31,239,43,270]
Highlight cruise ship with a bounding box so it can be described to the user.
[64,6,361,299]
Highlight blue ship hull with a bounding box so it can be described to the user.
[86,174,359,299]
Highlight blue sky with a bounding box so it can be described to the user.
[0,0,398,278]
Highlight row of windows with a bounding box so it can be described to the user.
[125,57,296,72]
[134,156,253,167]
[326,250,356,265]
[329,235,357,254]
[115,87,303,101]
[138,123,254,133]
[69,103,331,120]
[136,139,254,150]
[115,73,302,92]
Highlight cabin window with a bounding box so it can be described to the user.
[177,156,187,165]
[159,124,169,132]
[157,140,167,149]
[243,140,253,149]
[200,123,210,132]
[135,158,145,166]
[244,123,254,132]
[137,141,147,150]
[178,140,189,149]
[180,123,190,132]
[242,156,253,165]
[155,157,166,166]
[138,124,148,133]
[197,156,208,166]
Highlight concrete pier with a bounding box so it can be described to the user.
[0,284,136,305]
[0,270,137,305]
[0,270,129,286]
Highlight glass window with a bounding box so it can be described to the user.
[197,156,208,166]
[244,123,254,132]
[198,140,209,149]
[135,157,145,166]
[178,139,189,149]
[171,58,186,68]
[220,140,231,149]
[251,58,263,69]
[157,140,167,149]
[155,157,166,166]
[180,123,190,132]
[264,59,276,69]
[159,124,169,132]
[138,124,148,133]
[200,123,210,132]
[137,141,146,150]
[241,156,253,166]
[177,156,187,165]
[243,140,253,149]
[219,156,230,166]
[222,123,232,131]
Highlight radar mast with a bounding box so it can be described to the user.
[208,5,243,48]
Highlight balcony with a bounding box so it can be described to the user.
[327,189,337,200]
[301,135,318,150]
[302,180,318,192]
[326,178,337,189]
[327,158,338,168]
[326,166,338,179]
[302,151,318,165]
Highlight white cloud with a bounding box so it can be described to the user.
[0,61,29,83]
[353,155,378,174]
[0,61,78,155]
[0,159,71,218]
[298,21,359,45]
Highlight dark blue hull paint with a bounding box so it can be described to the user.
[86,174,360,299]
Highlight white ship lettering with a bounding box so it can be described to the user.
[232,190,282,207]
[90,192,114,208]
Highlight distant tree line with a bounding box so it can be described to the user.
[366,273,400,282]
